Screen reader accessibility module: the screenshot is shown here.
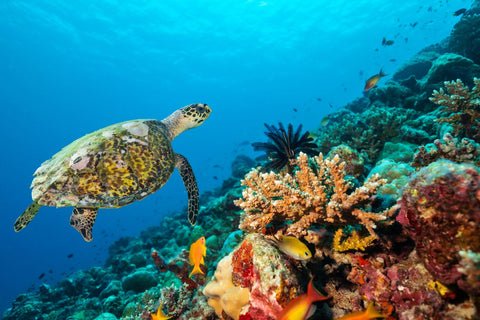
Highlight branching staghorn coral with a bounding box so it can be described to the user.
[235,152,396,238]
[431,78,480,141]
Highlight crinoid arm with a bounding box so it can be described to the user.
[252,122,318,172]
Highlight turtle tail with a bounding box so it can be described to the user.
[14,200,42,232]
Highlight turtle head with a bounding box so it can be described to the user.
[179,103,212,129]
[163,103,212,140]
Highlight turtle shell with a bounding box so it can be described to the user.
[31,119,175,208]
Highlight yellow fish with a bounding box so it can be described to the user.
[189,236,207,278]
[335,302,387,320]
[277,277,330,320]
[151,302,172,320]
[273,235,312,260]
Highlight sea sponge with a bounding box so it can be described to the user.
[203,253,250,320]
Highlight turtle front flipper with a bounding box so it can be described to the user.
[14,200,42,232]
[175,153,199,225]
[70,207,98,242]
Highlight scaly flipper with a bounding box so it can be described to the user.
[14,200,42,232]
[175,153,199,225]
[70,207,98,242]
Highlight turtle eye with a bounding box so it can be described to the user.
[305,252,310,256]
[196,105,205,113]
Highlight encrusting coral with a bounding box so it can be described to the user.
[332,229,377,252]
[397,160,480,302]
[412,133,480,167]
[235,152,396,238]
[431,78,480,142]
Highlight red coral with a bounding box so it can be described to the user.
[239,314,252,320]
[232,240,254,288]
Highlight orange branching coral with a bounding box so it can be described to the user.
[431,78,480,141]
[332,229,377,252]
[235,152,395,237]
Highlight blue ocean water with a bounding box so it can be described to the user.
[0,0,472,313]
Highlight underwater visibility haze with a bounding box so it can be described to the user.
[1,0,480,319]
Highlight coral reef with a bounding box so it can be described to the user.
[315,105,425,165]
[426,54,480,89]
[204,233,304,320]
[235,152,395,238]
[367,159,413,200]
[326,144,365,178]
[412,133,480,167]
[332,229,376,252]
[5,1,480,319]
[431,78,480,141]
[450,10,480,65]
[397,160,480,300]
[3,174,245,320]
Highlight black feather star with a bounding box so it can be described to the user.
[252,122,319,172]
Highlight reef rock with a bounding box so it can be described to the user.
[94,313,118,320]
[449,9,480,65]
[393,50,441,83]
[204,233,304,320]
[121,269,158,293]
[423,53,480,90]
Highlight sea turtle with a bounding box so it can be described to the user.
[14,103,211,242]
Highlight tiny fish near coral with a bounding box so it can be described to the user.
[189,236,207,278]
[335,302,387,320]
[272,235,312,261]
[364,69,388,91]
[151,302,172,320]
[276,277,330,320]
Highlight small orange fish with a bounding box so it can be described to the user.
[335,302,387,320]
[364,68,387,91]
[151,302,172,320]
[277,277,330,320]
[189,236,207,278]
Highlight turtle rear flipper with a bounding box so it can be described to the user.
[14,200,42,232]
[175,153,199,225]
[70,208,98,242]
